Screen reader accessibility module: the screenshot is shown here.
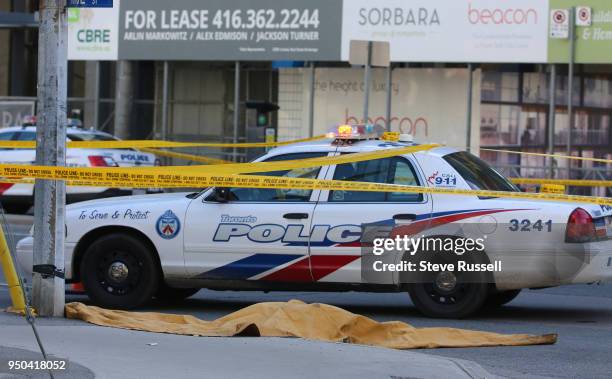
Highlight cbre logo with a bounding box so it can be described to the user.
[468,2,538,25]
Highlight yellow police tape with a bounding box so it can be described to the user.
[481,148,612,164]
[139,148,231,165]
[511,178,612,187]
[0,143,609,205]
[0,171,610,207]
[0,135,327,149]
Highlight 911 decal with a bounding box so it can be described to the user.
[509,219,552,232]
[427,171,457,187]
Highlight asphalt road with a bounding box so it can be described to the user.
[2,214,612,379]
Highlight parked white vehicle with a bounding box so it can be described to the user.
[15,126,612,317]
[0,123,159,213]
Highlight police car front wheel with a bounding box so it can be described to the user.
[80,233,160,309]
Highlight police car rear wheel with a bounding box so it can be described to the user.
[80,233,160,309]
[408,279,488,318]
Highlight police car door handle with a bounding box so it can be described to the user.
[283,213,309,220]
[393,213,417,221]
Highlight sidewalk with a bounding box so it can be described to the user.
[0,311,497,379]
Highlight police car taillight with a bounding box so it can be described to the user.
[565,208,596,243]
[88,155,119,167]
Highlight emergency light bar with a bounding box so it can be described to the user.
[327,124,384,141]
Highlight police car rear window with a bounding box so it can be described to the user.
[444,152,518,192]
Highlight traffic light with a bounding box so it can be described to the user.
[245,101,279,127]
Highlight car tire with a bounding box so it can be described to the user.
[484,289,521,308]
[155,283,199,302]
[408,281,489,318]
[80,233,160,309]
[404,241,490,318]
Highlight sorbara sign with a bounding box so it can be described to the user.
[341,0,548,63]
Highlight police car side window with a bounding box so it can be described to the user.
[227,152,326,202]
[330,157,422,203]
[15,132,36,141]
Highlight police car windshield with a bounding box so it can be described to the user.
[67,133,118,141]
[444,151,519,192]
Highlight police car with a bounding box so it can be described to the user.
[0,117,158,213]
[15,125,612,318]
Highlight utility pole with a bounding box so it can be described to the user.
[362,41,372,124]
[114,60,134,139]
[33,0,67,317]
[547,64,557,178]
[465,63,474,152]
[566,6,576,179]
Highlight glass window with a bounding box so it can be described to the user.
[444,152,518,192]
[481,72,519,102]
[227,152,326,202]
[480,104,520,146]
[523,73,549,104]
[0,132,16,140]
[67,133,118,141]
[519,108,547,146]
[584,77,612,108]
[329,157,422,202]
[15,132,36,141]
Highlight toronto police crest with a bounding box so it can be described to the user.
[156,210,181,239]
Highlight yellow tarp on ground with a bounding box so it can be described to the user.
[65,300,556,349]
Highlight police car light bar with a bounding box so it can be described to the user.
[327,124,384,141]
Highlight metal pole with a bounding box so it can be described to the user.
[33,0,66,317]
[161,61,169,141]
[567,7,576,178]
[93,61,100,130]
[465,63,474,152]
[363,41,372,124]
[233,61,240,161]
[308,62,315,137]
[385,64,392,131]
[547,64,557,178]
[114,60,134,139]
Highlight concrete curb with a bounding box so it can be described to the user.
[1,311,498,379]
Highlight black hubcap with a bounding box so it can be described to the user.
[95,250,142,296]
[424,271,471,306]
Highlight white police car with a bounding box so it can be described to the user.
[15,125,612,317]
[0,119,158,213]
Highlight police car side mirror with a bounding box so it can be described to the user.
[209,187,230,203]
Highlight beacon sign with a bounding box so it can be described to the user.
[341,0,548,63]
[467,2,539,25]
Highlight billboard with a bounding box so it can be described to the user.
[341,0,549,63]
[548,0,612,63]
[67,0,612,64]
[67,3,120,60]
[117,0,342,61]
